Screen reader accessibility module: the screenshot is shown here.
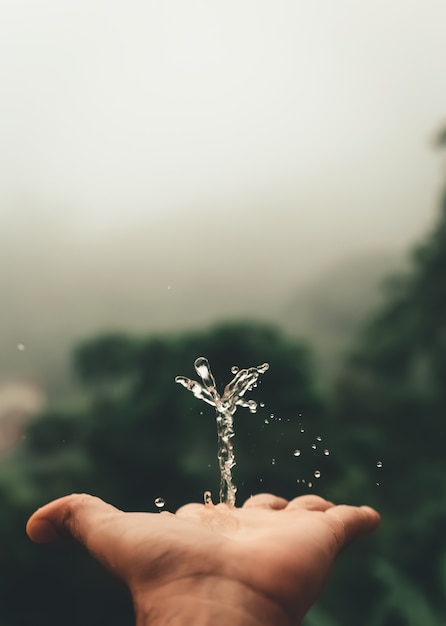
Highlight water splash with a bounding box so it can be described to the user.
[176,356,269,506]
[203,490,213,505]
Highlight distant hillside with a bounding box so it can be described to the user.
[280,251,406,377]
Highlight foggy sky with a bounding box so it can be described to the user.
[2,1,446,392]
[1,0,445,245]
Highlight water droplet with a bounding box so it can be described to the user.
[154,497,165,508]
[293,449,301,457]
[247,400,257,414]
[323,449,330,456]
[314,470,321,478]
[231,365,239,374]
[167,284,171,290]
[376,482,380,486]
[376,461,383,468]
[17,343,25,351]
[260,402,265,408]
[264,418,269,424]
[270,413,274,419]
[311,444,317,450]
[259,478,263,482]
[297,479,300,483]
[203,491,213,505]
[308,482,313,488]
[271,458,276,465]
[316,436,322,441]
[300,428,305,433]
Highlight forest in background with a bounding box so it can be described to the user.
[0,142,445,626]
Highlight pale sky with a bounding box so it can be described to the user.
[1,0,446,241]
[2,0,446,394]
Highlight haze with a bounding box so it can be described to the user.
[1,0,446,394]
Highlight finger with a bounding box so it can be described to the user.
[241,493,289,510]
[326,505,381,549]
[286,495,335,512]
[26,493,122,547]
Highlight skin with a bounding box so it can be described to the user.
[27,492,380,626]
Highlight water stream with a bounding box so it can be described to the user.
[176,357,269,506]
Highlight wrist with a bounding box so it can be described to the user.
[133,575,296,626]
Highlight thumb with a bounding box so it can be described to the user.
[26,493,122,548]
[326,504,381,551]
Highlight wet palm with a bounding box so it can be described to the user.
[27,493,379,625]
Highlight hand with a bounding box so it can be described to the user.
[27,493,380,626]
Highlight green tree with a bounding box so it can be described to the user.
[326,139,446,625]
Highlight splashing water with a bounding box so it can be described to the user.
[176,356,269,506]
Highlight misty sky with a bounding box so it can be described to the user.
[2,0,446,403]
[1,0,445,245]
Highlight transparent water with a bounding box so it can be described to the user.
[176,356,269,506]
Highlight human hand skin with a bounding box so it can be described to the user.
[27,493,380,626]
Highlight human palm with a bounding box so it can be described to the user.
[27,493,379,626]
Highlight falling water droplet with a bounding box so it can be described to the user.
[260,402,265,408]
[270,413,275,420]
[17,343,25,351]
[377,461,383,468]
[271,458,276,465]
[311,443,317,450]
[316,436,322,441]
[314,470,321,478]
[323,449,330,456]
[264,418,269,424]
[293,449,301,457]
[308,482,313,488]
[154,497,165,509]
[300,428,305,433]
[231,365,239,374]
[203,491,213,505]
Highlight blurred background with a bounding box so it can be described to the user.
[1,1,446,624]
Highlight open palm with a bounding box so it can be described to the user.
[27,493,379,626]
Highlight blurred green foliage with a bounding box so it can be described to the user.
[0,322,326,625]
[321,184,446,625]
[1,172,446,625]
